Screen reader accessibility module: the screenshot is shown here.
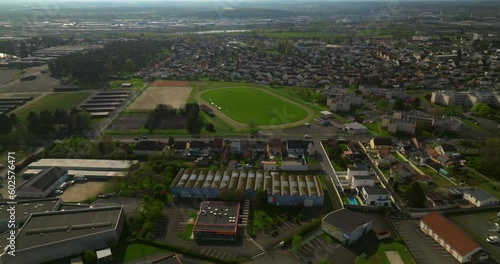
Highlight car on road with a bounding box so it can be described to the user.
[304,123,311,127]
[134,137,139,141]
[303,135,311,139]
[487,236,499,243]
[142,136,147,139]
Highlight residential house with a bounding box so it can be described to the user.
[377,148,398,164]
[463,189,499,207]
[351,175,375,188]
[286,140,312,157]
[208,138,224,153]
[261,161,277,171]
[361,186,391,207]
[188,141,208,157]
[369,138,393,150]
[435,144,460,159]
[133,140,168,155]
[344,142,363,162]
[230,141,241,154]
[267,139,282,155]
[172,141,189,155]
[420,212,489,263]
[322,209,373,245]
[390,163,414,184]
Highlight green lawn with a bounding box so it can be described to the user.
[176,224,194,240]
[110,78,145,90]
[114,243,171,263]
[355,240,415,264]
[417,165,456,187]
[364,122,390,137]
[15,92,92,125]
[200,88,308,125]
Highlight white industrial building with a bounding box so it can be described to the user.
[24,159,138,180]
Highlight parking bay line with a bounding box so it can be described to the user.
[221,252,227,259]
[216,251,222,258]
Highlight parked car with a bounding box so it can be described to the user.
[142,136,148,139]
[134,137,139,141]
[303,135,311,139]
[487,236,499,243]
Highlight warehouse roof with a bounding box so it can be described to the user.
[28,159,138,171]
[15,205,123,251]
[323,209,372,233]
[171,169,323,197]
[18,167,67,193]
[0,198,61,221]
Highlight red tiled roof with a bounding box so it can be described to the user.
[421,212,480,256]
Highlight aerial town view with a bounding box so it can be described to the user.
[0,0,500,263]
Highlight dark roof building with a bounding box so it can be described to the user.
[1,206,124,264]
[0,198,62,233]
[193,201,240,241]
[322,209,373,245]
[369,137,393,149]
[17,167,68,198]
[133,140,168,154]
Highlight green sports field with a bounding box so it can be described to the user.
[200,88,308,125]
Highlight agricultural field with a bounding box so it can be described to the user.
[127,81,192,111]
[200,88,309,126]
[15,92,92,124]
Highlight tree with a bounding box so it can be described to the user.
[424,93,432,101]
[82,250,97,264]
[27,111,39,134]
[393,99,405,111]
[0,114,12,134]
[471,103,492,117]
[480,138,500,180]
[205,123,216,132]
[292,234,302,253]
[9,113,20,131]
[168,136,175,146]
[412,97,421,109]
[408,181,426,208]
[376,98,389,110]
[38,110,55,135]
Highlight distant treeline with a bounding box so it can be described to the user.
[48,39,171,85]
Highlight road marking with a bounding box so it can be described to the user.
[221,252,227,259]
[216,251,222,258]
[201,248,206,254]
[205,249,212,255]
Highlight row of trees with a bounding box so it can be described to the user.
[0,113,19,135]
[144,103,201,134]
[276,38,294,55]
[27,109,91,136]
[49,39,171,85]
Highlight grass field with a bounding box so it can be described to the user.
[176,224,194,240]
[113,243,171,263]
[355,240,415,264]
[200,88,308,125]
[15,92,92,124]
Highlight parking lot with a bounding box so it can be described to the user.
[449,212,500,263]
[392,219,458,264]
[296,231,352,264]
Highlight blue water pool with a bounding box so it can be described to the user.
[347,196,358,205]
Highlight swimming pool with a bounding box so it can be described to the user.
[347,196,358,205]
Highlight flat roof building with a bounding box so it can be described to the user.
[1,206,124,264]
[17,167,68,198]
[193,201,240,241]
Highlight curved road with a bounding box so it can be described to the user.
[195,87,315,131]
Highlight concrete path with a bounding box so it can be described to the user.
[385,251,404,264]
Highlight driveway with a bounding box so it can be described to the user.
[392,219,458,264]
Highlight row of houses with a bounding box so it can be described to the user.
[381,110,461,134]
[431,90,500,107]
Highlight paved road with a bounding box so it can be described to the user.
[314,140,343,210]
[194,87,315,131]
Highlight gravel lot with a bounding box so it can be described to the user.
[0,65,59,93]
[60,181,109,202]
[128,86,193,110]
